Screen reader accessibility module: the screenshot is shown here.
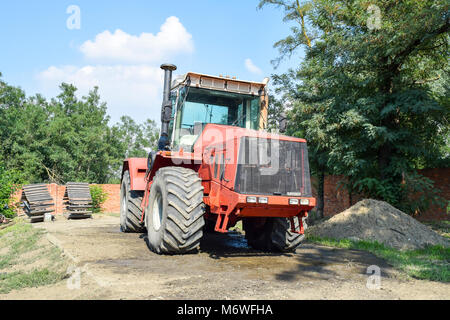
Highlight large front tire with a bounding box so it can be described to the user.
[243,217,306,252]
[146,167,205,254]
[120,170,145,233]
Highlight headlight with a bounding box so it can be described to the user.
[289,199,299,205]
[300,199,310,205]
[246,196,257,203]
[258,197,268,204]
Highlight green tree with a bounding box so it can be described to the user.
[107,116,159,183]
[261,0,449,215]
[1,75,48,182]
[113,116,159,158]
[0,74,160,185]
[42,83,118,183]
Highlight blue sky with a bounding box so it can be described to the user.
[0,1,303,124]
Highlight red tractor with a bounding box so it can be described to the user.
[120,64,316,254]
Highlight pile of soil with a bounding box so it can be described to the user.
[309,199,449,250]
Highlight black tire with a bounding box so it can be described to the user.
[243,217,306,252]
[120,170,145,233]
[145,167,205,254]
[203,218,217,233]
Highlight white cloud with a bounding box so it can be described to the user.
[80,16,194,63]
[37,65,164,123]
[245,58,262,75]
[36,16,194,124]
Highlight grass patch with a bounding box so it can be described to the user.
[229,221,243,232]
[0,218,68,294]
[0,269,64,294]
[307,235,450,282]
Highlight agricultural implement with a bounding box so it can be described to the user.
[63,182,93,219]
[120,64,316,254]
[21,184,55,223]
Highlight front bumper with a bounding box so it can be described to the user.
[235,194,316,217]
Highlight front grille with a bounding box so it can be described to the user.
[234,137,312,197]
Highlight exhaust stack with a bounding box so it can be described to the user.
[158,63,177,150]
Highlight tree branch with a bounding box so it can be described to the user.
[296,0,312,48]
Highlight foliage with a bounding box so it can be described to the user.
[89,185,109,213]
[353,177,399,205]
[266,93,285,131]
[112,116,159,158]
[0,75,159,184]
[107,116,159,183]
[352,172,445,215]
[261,0,449,215]
[0,164,23,218]
[400,172,446,216]
[307,235,450,282]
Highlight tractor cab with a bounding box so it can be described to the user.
[166,72,269,151]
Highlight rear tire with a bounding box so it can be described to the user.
[203,218,217,233]
[120,170,145,233]
[146,167,205,254]
[244,217,306,252]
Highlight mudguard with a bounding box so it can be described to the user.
[121,158,147,191]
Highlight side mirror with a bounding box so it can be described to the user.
[279,112,287,133]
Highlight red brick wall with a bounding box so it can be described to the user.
[90,184,121,213]
[414,168,450,221]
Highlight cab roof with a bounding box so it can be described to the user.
[172,72,269,96]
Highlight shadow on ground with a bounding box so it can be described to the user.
[199,231,395,282]
[99,223,395,284]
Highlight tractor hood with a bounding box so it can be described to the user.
[193,124,312,198]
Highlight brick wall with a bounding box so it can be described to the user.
[414,168,450,221]
[91,184,121,213]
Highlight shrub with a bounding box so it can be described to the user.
[89,185,108,213]
[400,172,446,216]
[352,172,445,217]
[0,165,23,219]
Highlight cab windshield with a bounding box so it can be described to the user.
[171,87,260,148]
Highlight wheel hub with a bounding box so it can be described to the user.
[120,192,127,226]
[152,193,163,231]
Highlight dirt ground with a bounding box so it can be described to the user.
[1,215,449,300]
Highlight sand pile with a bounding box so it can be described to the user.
[309,199,449,250]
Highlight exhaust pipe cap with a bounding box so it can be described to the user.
[161,63,177,71]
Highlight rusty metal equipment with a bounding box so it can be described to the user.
[21,184,55,223]
[63,182,93,219]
